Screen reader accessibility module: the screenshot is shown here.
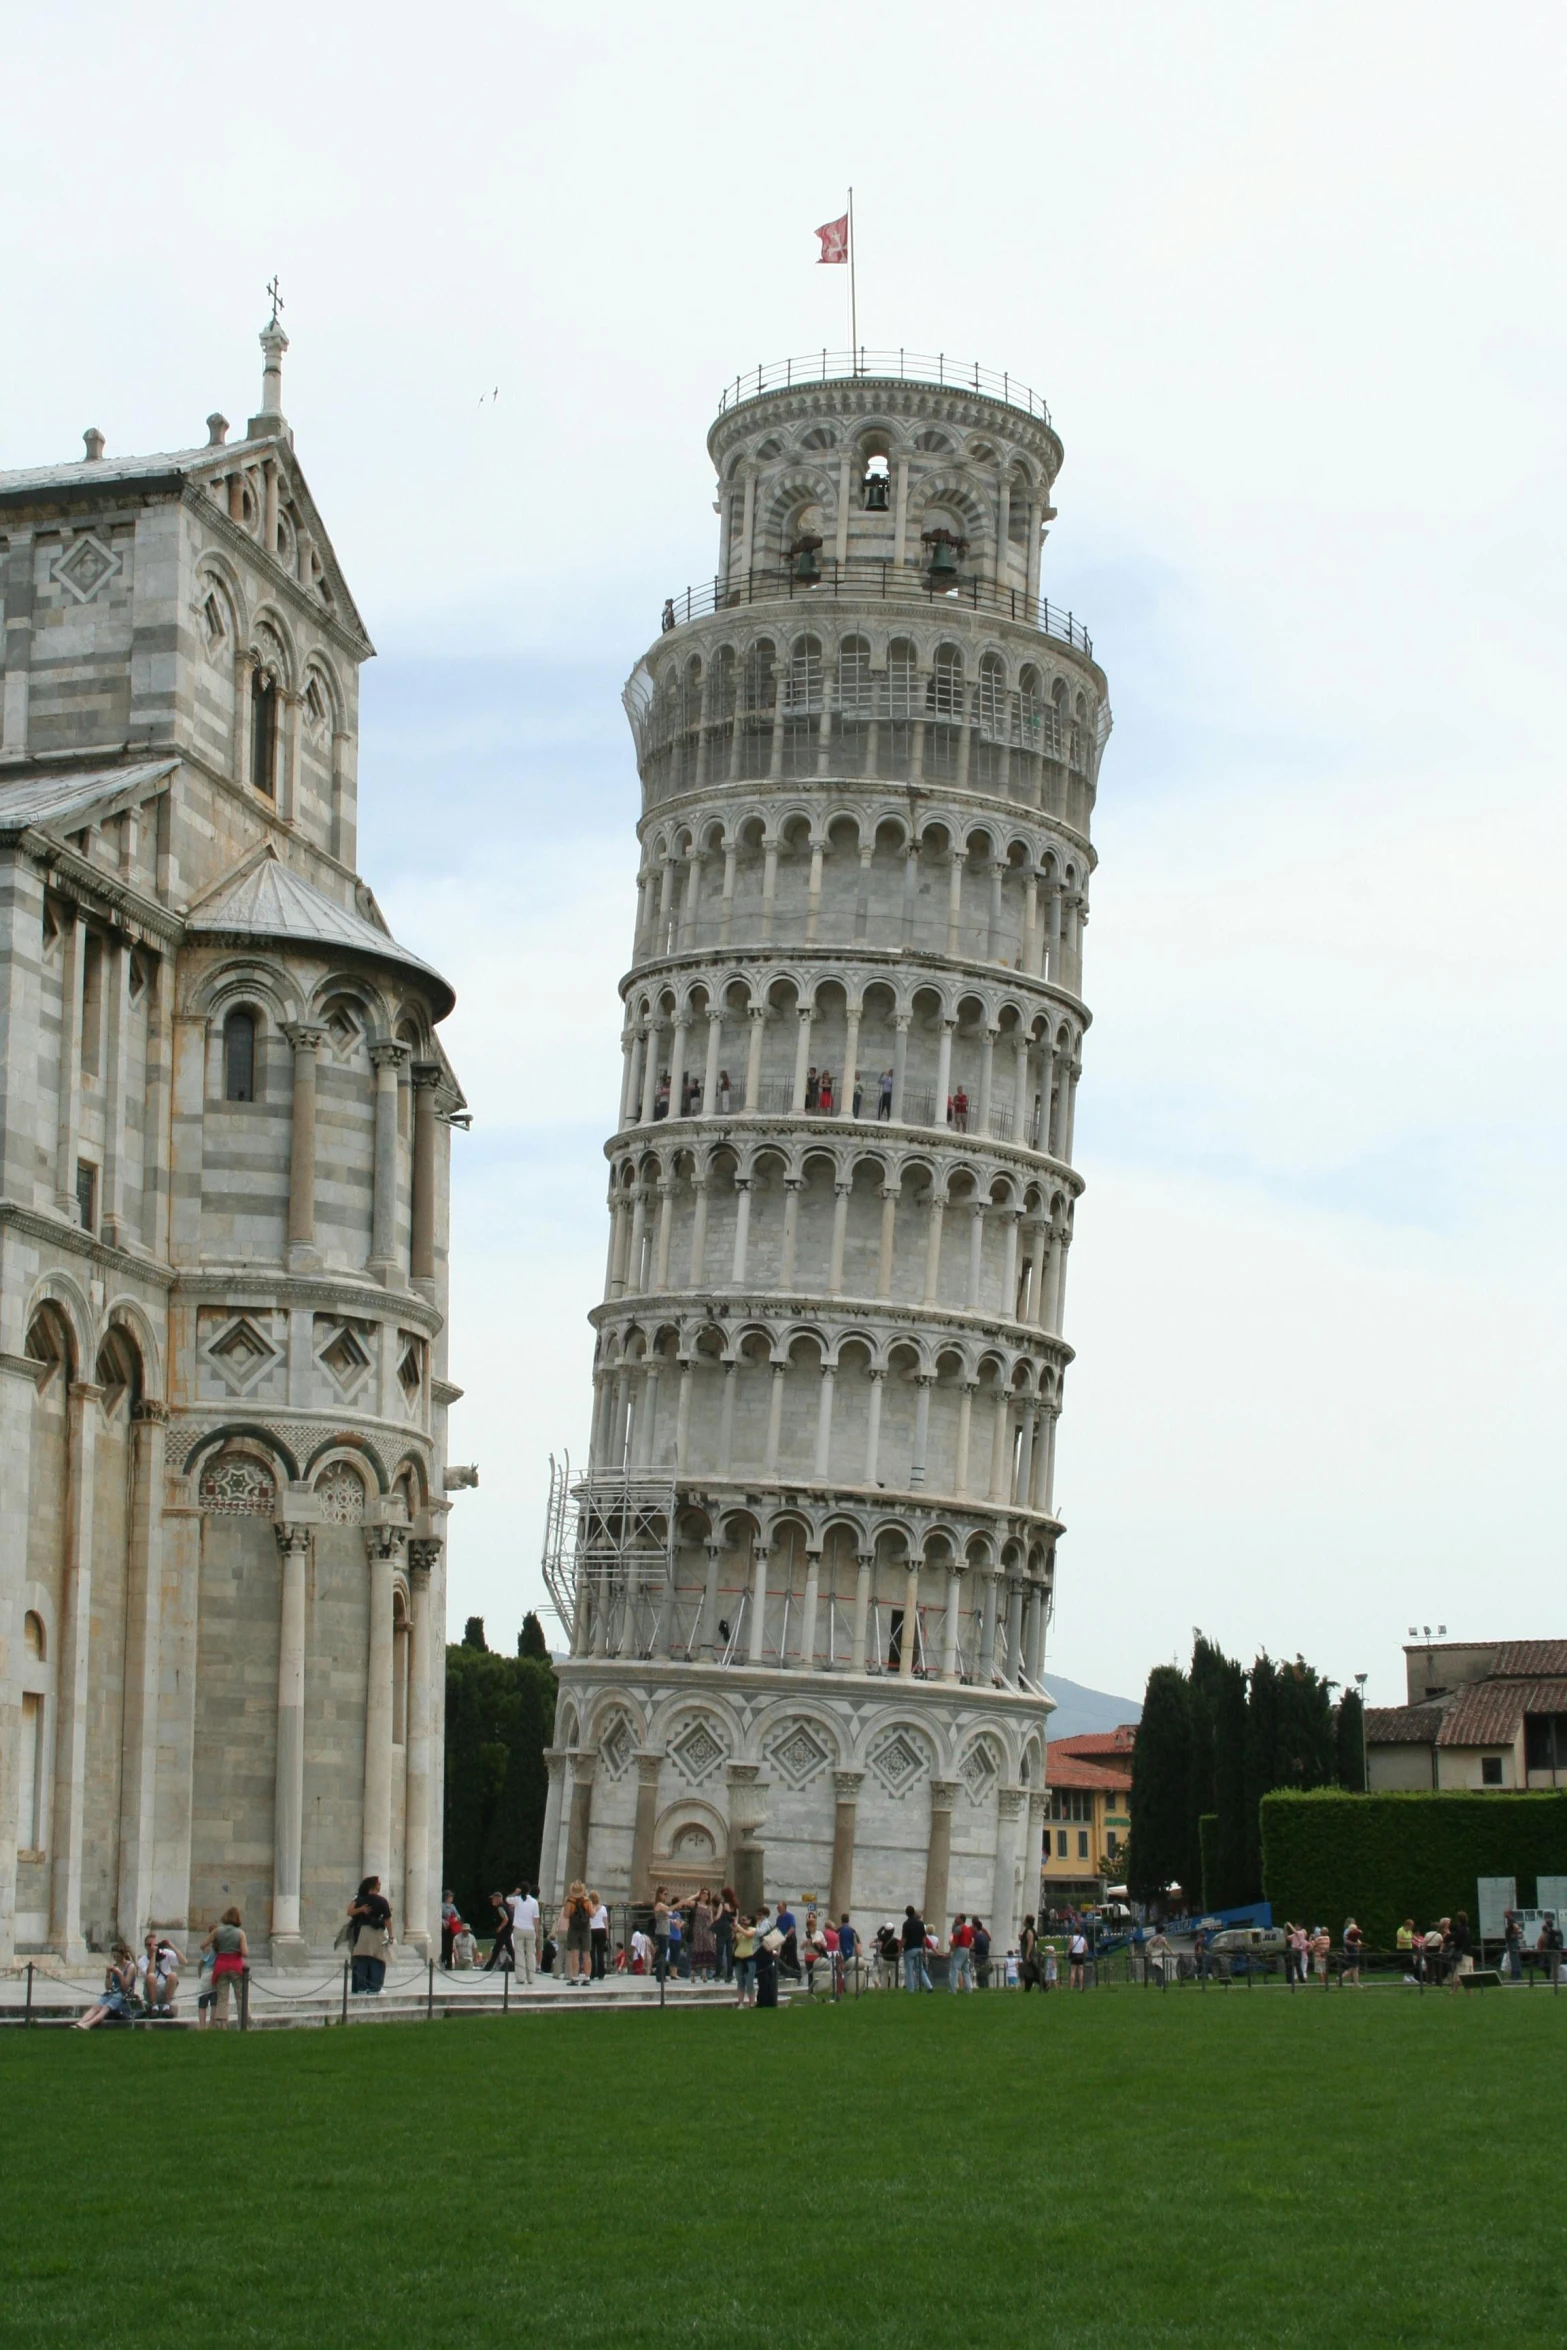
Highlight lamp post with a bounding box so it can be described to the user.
[1355,1673,1369,1792]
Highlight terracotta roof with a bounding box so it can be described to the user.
[1051,1726,1138,1758]
[1436,1678,1567,1749]
[185,847,454,1016]
[1489,1641,1567,1678]
[1366,1704,1447,1746]
[1047,1745,1132,1794]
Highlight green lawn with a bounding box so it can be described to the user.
[3,1989,1563,2346]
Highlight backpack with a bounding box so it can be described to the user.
[973,1927,991,1960]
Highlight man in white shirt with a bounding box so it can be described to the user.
[509,1884,540,1984]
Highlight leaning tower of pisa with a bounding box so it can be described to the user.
[540,352,1110,1949]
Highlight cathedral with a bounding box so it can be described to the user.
[0,324,465,1968]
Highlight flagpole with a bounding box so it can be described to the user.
[848,186,858,365]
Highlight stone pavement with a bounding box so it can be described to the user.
[0,1961,753,2029]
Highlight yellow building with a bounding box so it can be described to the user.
[1041,1727,1134,1910]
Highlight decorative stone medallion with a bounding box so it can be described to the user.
[868,1728,929,1799]
[669,1716,726,1782]
[53,533,122,603]
[768,1718,832,1788]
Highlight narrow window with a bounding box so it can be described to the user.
[1481,1755,1503,1786]
[251,669,277,797]
[1077,1830,1089,1860]
[223,1008,256,1102]
[19,1693,43,1849]
[75,1160,96,1232]
[887,1605,905,1671]
[80,932,103,1078]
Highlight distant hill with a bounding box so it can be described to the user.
[1041,1673,1143,1742]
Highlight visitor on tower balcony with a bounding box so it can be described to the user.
[718,1070,733,1114]
[952,1086,969,1132]
[662,597,676,632]
[878,1069,893,1119]
[348,1877,393,1995]
[819,1069,834,1113]
[654,1072,670,1119]
[852,1070,863,1116]
[805,1066,819,1111]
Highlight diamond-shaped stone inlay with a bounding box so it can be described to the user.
[598,1715,633,1781]
[205,1314,281,1397]
[769,1719,831,1788]
[960,1739,1000,1804]
[670,1717,725,1782]
[869,1730,929,1799]
[53,534,121,603]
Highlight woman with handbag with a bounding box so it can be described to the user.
[347,1875,393,1994]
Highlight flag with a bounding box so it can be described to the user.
[815,213,849,264]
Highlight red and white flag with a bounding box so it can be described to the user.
[815,213,849,264]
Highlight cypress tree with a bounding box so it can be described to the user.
[518,1610,549,1660]
[1129,1665,1194,1904]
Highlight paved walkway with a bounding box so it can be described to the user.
[0,1958,750,2028]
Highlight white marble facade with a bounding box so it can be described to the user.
[0,327,466,1967]
[543,357,1112,1948]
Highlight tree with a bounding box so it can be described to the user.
[442,1644,556,1926]
[518,1611,549,1660]
[462,1615,488,1651]
[1129,1665,1193,1904]
[1335,1688,1366,1792]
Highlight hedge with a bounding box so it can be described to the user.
[1261,1788,1567,1948]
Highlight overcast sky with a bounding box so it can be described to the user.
[6,1,1563,1705]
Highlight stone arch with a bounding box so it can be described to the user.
[189,957,301,1031]
[249,605,297,694]
[303,1430,390,1494]
[100,1295,164,1401]
[23,1276,91,1382]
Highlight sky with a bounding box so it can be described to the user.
[5,0,1564,1705]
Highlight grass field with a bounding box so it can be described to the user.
[3,1989,1563,2347]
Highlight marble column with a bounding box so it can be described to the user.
[899,1553,921,1677]
[850,1550,873,1672]
[1026,1791,1049,1924]
[726,1761,765,1914]
[284,1022,325,1269]
[49,1377,101,1957]
[942,1562,964,1682]
[410,1061,442,1285]
[368,1041,409,1282]
[563,1749,597,1887]
[270,1523,312,1963]
[629,1750,663,1900]
[403,1538,439,1957]
[992,1786,1025,1947]
[538,1747,569,1905]
[361,1526,405,1885]
[53,907,86,1221]
[829,1769,864,1919]
[924,1780,958,1945]
[114,1400,167,1944]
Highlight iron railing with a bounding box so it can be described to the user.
[658,560,1092,657]
[715,350,1053,426]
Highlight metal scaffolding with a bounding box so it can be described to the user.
[541,1454,676,1657]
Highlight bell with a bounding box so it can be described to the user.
[791,532,823,586]
[926,536,960,586]
[862,473,890,511]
